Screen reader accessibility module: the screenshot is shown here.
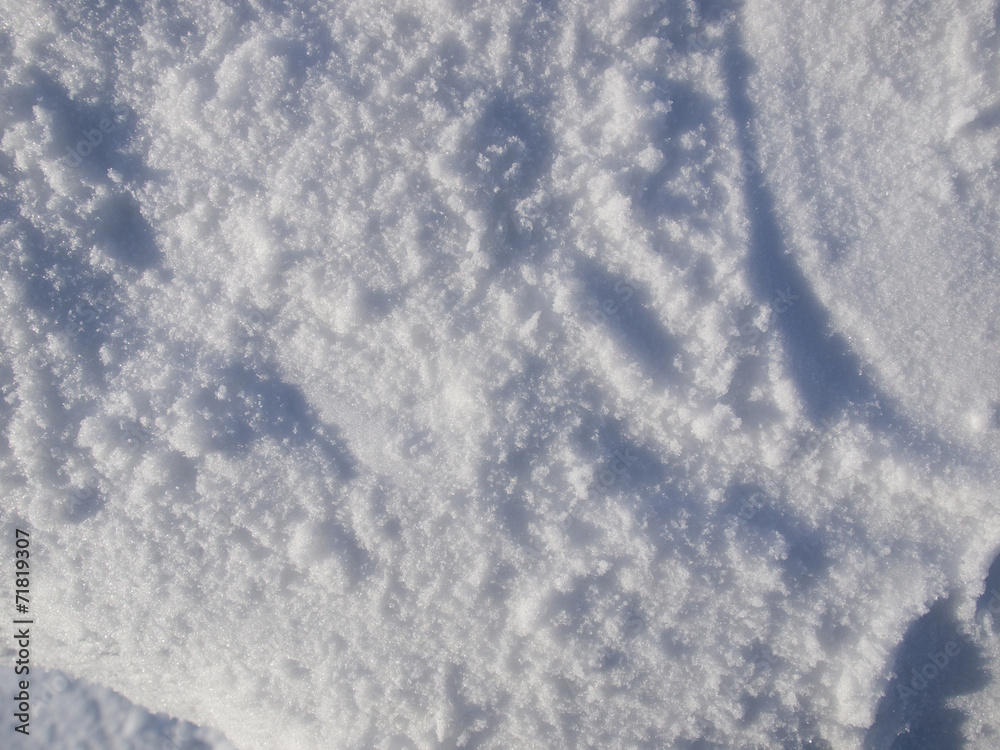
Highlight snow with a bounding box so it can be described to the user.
[0,663,237,749]
[0,0,998,748]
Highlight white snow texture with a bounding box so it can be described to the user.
[1,0,999,748]
[0,663,237,749]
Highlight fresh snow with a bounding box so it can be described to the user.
[0,663,237,749]
[1,0,999,748]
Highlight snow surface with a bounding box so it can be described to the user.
[0,662,238,749]
[1,0,999,748]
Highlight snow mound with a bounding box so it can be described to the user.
[0,0,998,748]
